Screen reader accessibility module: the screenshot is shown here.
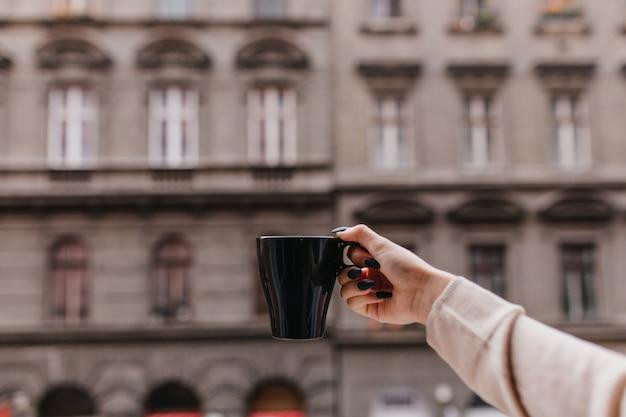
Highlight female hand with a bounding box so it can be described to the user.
[333,224,455,325]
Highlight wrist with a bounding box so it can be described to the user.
[413,267,454,324]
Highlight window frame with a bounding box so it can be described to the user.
[247,83,298,167]
[148,84,200,169]
[468,243,506,297]
[369,0,402,19]
[463,93,494,168]
[47,84,98,169]
[151,236,194,321]
[155,0,191,20]
[371,92,408,170]
[551,92,591,169]
[560,242,596,321]
[254,0,288,19]
[48,238,89,325]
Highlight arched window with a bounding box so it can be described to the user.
[49,238,89,324]
[247,379,305,417]
[152,236,192,321]
[38,385,96,417]
[144,381,201,417]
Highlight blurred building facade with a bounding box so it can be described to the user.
[0,0,624,416]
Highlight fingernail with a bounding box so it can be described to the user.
[347,268,362,279]
[376,291,392,299]
[365,258,380,269]
[357,280,375,290]
[331,226,348,234]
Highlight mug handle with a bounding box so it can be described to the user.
[336,239,360,274]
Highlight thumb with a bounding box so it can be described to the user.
[334,224,389,257]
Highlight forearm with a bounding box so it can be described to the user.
[425,276,626,417]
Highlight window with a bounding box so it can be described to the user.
[370,0,401,18]
[48,86,97,169]
[372,94,407,169]
[51,0,91,17]
[49,239,89,325]
[460,0,488,17]
[457,0,499,31]
[149,86,199,168]
[469,244,505,297]
[254,0,286,19]
[247,86,297,166]
[552,94,591,169]
[560,243,596,320]
[152,237,192,321]
[155,0,190,19]
[464,94,493,168]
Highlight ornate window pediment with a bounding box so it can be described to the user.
[37,39,112,70]
[447,197,524,224]
[539,197,613,223]
[535,62,595,91]
[236,39,309,70]
[137,38,211,70]
[356,61,421,91]
[447,62,509,92]
[354,199,434,225]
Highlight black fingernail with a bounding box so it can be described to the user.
[365,258,380,269]
[376,291,392,299]
[347,268,362,279]
[331,226,348,234]
[357,280,375,290]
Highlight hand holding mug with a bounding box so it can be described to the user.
[334,225,454,325]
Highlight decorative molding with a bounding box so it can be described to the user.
[535,62,595,91]
[37,38,112,70]
[359,18,417,35]
[356,61,420,79]
[447,197,525,224]
[539,197,614,223]
[137,38,211,70]
[356,61,421,91]
[447,62,509,92]
[236,39,309,70]
[354,199,434,225]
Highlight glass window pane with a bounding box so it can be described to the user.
[560,243,595,320]
[255,0,286,18]
[156,0,190,19]
[469,244,506,297]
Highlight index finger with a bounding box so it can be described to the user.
[336,224,390,257]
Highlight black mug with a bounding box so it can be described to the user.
[256,236,353,340]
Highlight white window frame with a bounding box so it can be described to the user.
[552,93,591,169]
[372,94,407,170]
[464,94,493,168]
[460,0,490,17]
[247,85,298,166]
[155,0,191,20]
[370,0,401,18]
[254,0,287,18]
[148,86,199,168]
[47,85,98,169]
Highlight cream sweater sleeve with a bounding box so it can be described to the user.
[426,276,626,417]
